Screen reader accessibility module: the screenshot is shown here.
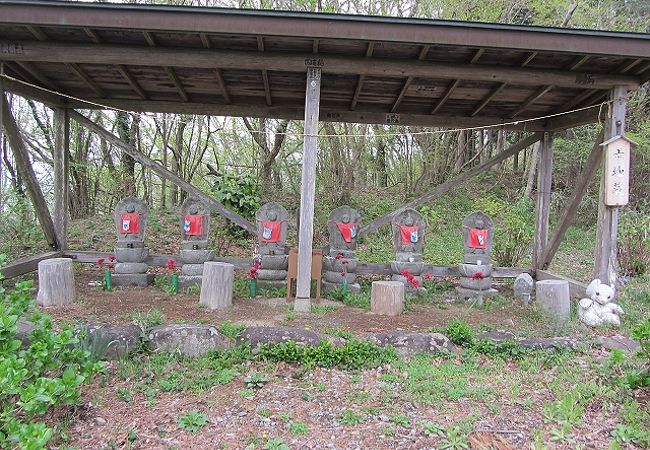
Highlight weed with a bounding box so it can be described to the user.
[339,410,365,426]
[262,438,290,450]
[301,391,315,401]
[312,304,338,314]
[258,408,272,418]
[131,309,165,333]
[289,422,309,436]
[382,424,397,436]
[116,387,133,403]
[219,321,246,340]
[389,413,411,427]
[278,411,293,423]
[444,319,474,346]
[244,372,269,389]
[438,425,470,450]
[420,420,446,437]
[177,410,209,433]
[240,388,255,399]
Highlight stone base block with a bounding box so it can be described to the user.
[324,271,357,284]
[181,241,208,251]
[322,280,361,294]
[257,269,287,281]
[328,249,356,259]
[256,279,287,290]
[457,263,492,278]
[115,262,148,274]
[323,256,358,272]
[459,276,493,290]
[455,286,498,300]
[391,274,423,286]
[115,240,144,249]
[182,264,204,276]
[180,249,212,264]
[260,255,289,270]
[114,247,148,263]
[259,245,289,256]
[112,273,154,287]
[178,275,203,288]
[395,252,423,263]
[464,253,491,265]
[390,261,424,276]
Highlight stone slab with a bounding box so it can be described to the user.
[256,279,287,290]
[112,273,154,287]
[324,271,357,284]
[115,241,144,249]
[180,249,212,264]
[82,324,141,359]
[148,324,232,357]
[257,269,287,281]
[459,276,493,290]
[181,241,208,251]
[114,247,148,263]
[455,286,499,300]
[178,275,202,288]
[597,335,641,353]
[260,255,289,270]
[323,256,358,273]
[371,331,456,357]
[514,273,534,305]
[390,261,425,276]
[464,254,491,265]
[457,263,492,278]
[114,262,148,274]
[181,264,204,276]
[237,326,322,348]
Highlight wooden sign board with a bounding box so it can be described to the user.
[601,135,635,206]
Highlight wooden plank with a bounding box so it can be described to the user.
[0,76,65,107]
[533,132,553,269]
[257,37,273,106]
[431,48,484,114]
[350,42,374,110]
[594,85,627,284]
[359,132,543,236]
[115,64,147,99]
[535,269,586,299]
[164,66,189,102]
[391,45,429,112]
[1,41,640,89]
[69,110,257,235]
[0,251,62,279]
[540,129,604,269]
[67,62,106,97]
[470,82,506,116]
[2,94,59,248]
[213,68,231,104]
[509,85,553,118]
[295,67,321,311]
[53,107,69,250]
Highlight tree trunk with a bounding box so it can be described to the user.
[116,111,136,196]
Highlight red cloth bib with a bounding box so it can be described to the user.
[400,225,419,244]
[336,222,358,243]
[468,228,489,249]
[261,221,281,243]
[184,215,204,236]
[120,213,140,234]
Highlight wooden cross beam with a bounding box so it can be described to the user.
[359,132,543,236]
[69,110,257,235]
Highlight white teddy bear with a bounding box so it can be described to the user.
[578,279,624,327]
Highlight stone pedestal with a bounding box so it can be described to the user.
[456,212,496,300]
[199,262,234,309]
[371,281,404,316]
[255,203,290,290]
[536,279,570,322]
[323,205,362,293]
[178,198,212,287]
[37,258,75,307]
[390,209,427,294]
[113,197,151,287]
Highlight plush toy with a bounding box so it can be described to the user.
[578,279,623,327]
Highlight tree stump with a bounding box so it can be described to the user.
[36,258,75,307]
[371,281,404,316]
[536,279,570,322]
[199,262,234,310]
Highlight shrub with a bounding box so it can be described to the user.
[618,209,650,277]
[0,281,103,448]
[444,319,474,347]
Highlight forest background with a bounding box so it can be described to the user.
[0,0,648,284]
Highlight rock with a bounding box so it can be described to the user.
[178,275,203,288]
[459,276,493,290]
[148,324,232,357]
[81,324,142,359]
[16,319,36,347]
[112,273,154,287]
[114,247,148,263]
[455,286,499,300]
[597,335,641,353]
[478,331,516,343]
[514,273,534,305]
[518,337,582,350]
[256,279,287,290]
[389,261,425,276]
[260,255,289,270]
[371,331,456,356]
[237,326,322,348]
[457,263,492,278]
[256,269,288,281]
[324,271,357,284]
[180,249,212,264]
[114,262,148,274]
[181,263,204,276]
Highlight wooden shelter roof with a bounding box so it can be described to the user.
[1,0,649,130]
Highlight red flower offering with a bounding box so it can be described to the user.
[471,271,485,280]
[109,255,116,261]
[96,258,105,267]
[107,263,115,270]
[423,273,433,280]
[166,259,177,270]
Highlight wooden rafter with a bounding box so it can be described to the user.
[15,61,57,91]
[257,37,272,106]
[68,62,106,97]
[116,64,147,100]
[431,48,484,115]
[144,31,188,102]
[312,39,319,53]
[391,45,429,113]
[198,33,230,104]
[350,42,374,110]
[83,27,102,44]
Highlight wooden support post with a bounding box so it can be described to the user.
[294,67,321,313]
[69,110,256,235]
[539,129,604,269]
[533,132,553,269]
[36,258,75,307]
[594,86,627,285]
[360,132,543,237]
[53,108,70,250]
[2,94,58,248]
[199,262,234,310]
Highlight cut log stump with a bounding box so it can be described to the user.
[36,258,75,307]
[536,279,570,322]
[371,281,404,316]
[199,262,234,310]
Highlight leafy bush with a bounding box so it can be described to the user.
[491,198,535,267]
[211,171,260,238]
[618,209,650,277]
[177,410,209,433]
[444,320,474,347]
[0,281,102,449]
[218,321,246,340]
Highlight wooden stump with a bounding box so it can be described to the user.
[199,262,234,310]
[36,258,75,307]
[536,279,570,322]
[371,281,404,316]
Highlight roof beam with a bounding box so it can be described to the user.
[391,45,429,113]
[431,48,484,114]
[0,41,639,90]
[115,64,147,100]
[68,63,106,97]
[350,42,374,110]
[257,37,272,106]
[198,33,230,104]
[15,61,57,91]
[62,97,548,130]
[83,27,102,44]
[143,31,188,102]
[312,39,319,53]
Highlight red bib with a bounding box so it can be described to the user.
[468,228,489,249]
[120,213,140,234]
[400,225,419,244]
[261,221,281,243]
[336,222,358,243]
[184,215,204,236]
